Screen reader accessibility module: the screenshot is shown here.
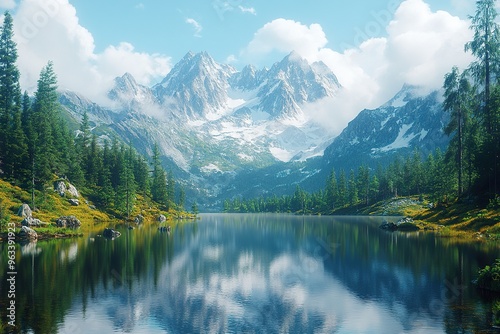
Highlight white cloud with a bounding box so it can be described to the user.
[241,0,474,135]
[241,18,327,64]
[13,0,171,105]
[185,17,202,38]
[238,6,256,15]
[225,54,237,64]
[0,0,16,9]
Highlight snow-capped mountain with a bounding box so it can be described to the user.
[58,52,449,209]
[214,85,450,202]
[257,51,341,120]
[152,51,237,120]
[322,85,449,168]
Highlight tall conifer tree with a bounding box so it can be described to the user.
[0,11,25,180]
[32,62,59,184]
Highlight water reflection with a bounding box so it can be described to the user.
[1,214,499,333]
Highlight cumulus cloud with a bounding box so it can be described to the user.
[12,0,171,105]
[185,18,202,38]
[241,18,327,64]
[241,0,474,135]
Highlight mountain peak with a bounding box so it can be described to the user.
[153,51,235,119]
[256,51,341,119]
[277,51,309,69]
[284,50,304,61]
[118,72,138,86]
[109,72,141,99]
[383,84,422,108]
[182,51,195,60]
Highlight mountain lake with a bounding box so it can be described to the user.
[1,213,499,333]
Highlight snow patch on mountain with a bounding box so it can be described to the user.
[373,123,415,153]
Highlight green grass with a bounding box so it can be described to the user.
[0,178,195,240]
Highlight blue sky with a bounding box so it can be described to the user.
[1,0,479,132]
[65,0,471,67]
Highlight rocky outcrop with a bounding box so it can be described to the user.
[103,228,121,239]
[56,216,82,229]
[21,217,47,227]
[379,221,398,231]
[54,180,80,198]
[67,183,79,198]
[379,217,419,232]
[157,214,167,223]
[17,203,32,218]
[18,226,38,241]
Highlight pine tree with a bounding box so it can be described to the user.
[357,165,370,205]
[114,144,136,218]
[150,143,168,206]
[465,0,500,196]
[32,61,59,185]
[443,67,474,196]
[85,134,101,187]
[8,100,28,183]
[337,170,347,208]
[465,0,500,136]
[76,110,91,184]
[96,140,115,207]
[0,11,23,180]
[348,169,359,206]
[166,169,175,209]
[191,202,199,215]
[325,170,337,211]
[177,186,186,209]
[134,155,149,194]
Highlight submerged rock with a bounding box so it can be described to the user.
[379,221,398,231]
[103,228,121,239]
[379,217,420,232]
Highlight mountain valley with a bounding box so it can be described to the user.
[58,51,449,210]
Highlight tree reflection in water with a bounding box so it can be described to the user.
[1,214,498,333]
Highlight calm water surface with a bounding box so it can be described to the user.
[1,213,500,333]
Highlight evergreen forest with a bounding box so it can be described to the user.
[0,12,183,224]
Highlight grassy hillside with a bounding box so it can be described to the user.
[0,178,194,240]
[336,196,500,239]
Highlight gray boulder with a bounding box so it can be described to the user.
[18,226,38,241]
[158,214,167,223]
[54,180,67,196]
[17,203,32,218]
[56,216,82,229]
[68,199,80,206]
[67,183,79,198]
[54,180,80,198]
[21,217,47,227]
